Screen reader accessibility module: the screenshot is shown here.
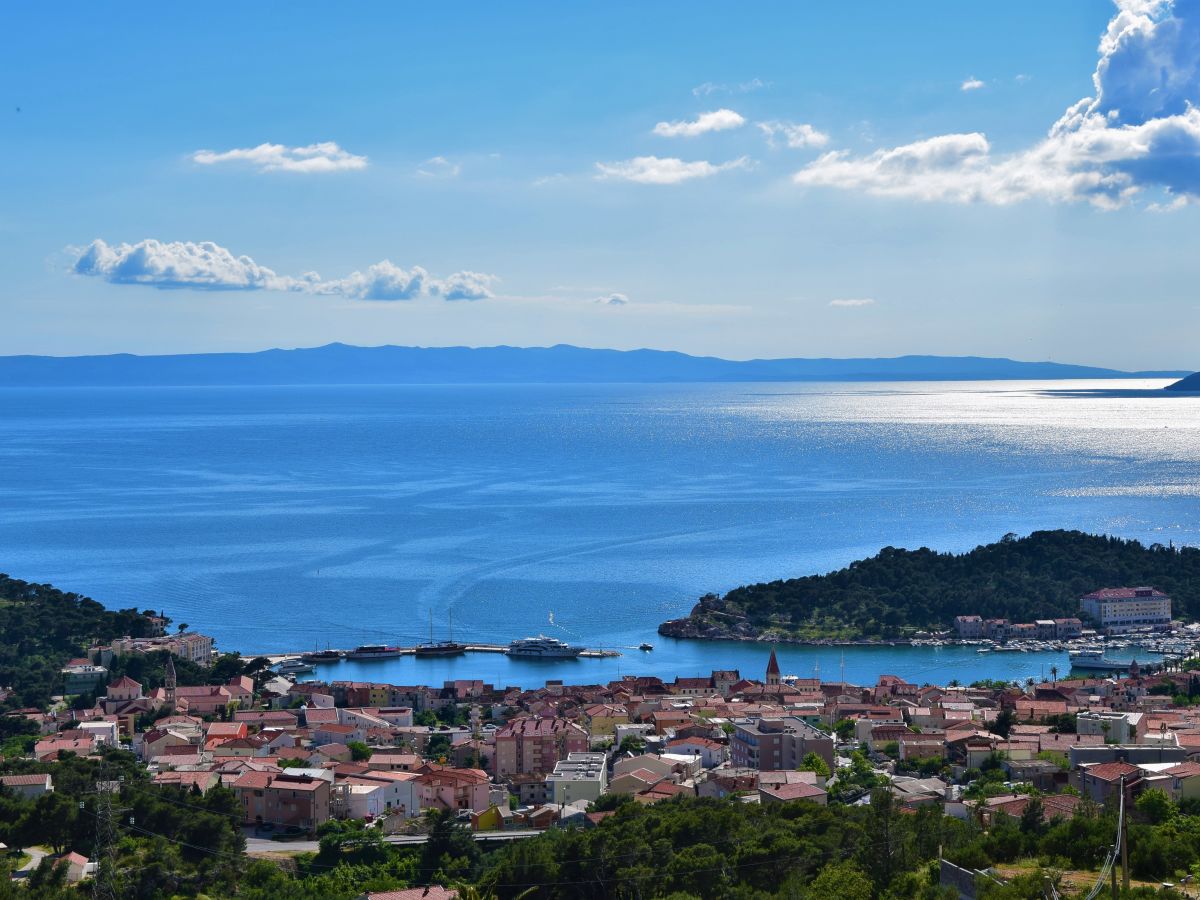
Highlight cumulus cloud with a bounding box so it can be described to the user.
[829,298,876,308]
[653,109,746,137]
[595,155,750,184]
[70,239,495,301]
[961,77,986,91]
[593,293,629,306]
[757,120,830,149]
[72,239,293,291]
[191,142,367,173]
[793,0,1200,207]
[432,270,498,301]
[692,78,768,96]
[416,156,461,177]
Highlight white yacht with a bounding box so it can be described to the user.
[1068,647,1105,660]
[506,635,585,658]
[275,657,315,675]
[346,644,403,660]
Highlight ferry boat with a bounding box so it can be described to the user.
[506,635,585,659]
[275,657,315,675]
[346,644,403,660]
[1069,647,1105,660]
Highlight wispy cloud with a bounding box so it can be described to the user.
[416,156,461,178]
[960,77,986,92]
[593,292,629,306]
[191,142,367,174]
[595,155,750,185]
[692,78,769,97]
[792,0,1200,208]
[757,120,830,149]
[829,298,876,308]
[653,109,746,138]
[70,239,496,301]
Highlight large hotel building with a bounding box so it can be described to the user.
[1079,587,1172,633]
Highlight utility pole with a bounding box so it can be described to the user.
[90,758,122,900]
[1121,774,1130,893]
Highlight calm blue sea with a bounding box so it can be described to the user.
[1,379,1198,689]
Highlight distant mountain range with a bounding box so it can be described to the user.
[0,343,1190,386]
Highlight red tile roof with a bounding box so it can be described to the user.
[761,782,827,802]
[1084,761,1140,783]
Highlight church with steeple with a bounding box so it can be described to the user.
[164,654,177,711]
[766,648,781,686]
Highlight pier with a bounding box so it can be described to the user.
[259,644,622,666]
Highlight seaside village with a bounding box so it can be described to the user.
[8,586,1200,889]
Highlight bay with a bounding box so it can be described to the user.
[1,378,1197,689]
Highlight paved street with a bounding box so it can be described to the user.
[244,829,542,855]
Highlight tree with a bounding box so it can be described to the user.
[993,708,1017,739]
[617,735,645,755]
[861,787,909,889]
[1135,787,1174,825]
[1049,664,1058,684]
[347,740,372,762]
[807,860,874,900]
[799,751,831,778]
[420,809,480,883]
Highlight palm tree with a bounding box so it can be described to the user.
[1049,664,1058,685]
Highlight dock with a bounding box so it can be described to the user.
[259,644,622,665]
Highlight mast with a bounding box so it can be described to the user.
[429,609,434,645]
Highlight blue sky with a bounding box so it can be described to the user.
[2,1,1198,369]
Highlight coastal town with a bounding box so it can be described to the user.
[7,583,1200,896]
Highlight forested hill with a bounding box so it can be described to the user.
[659,530,1200,641]
[0,574,158,709]
[1167,371,1200,391]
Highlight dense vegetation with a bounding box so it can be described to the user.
[0,574,255,716]
[0,747,244,898]
[10,786,1196,898]
[0,574,159,710]
[666,530,1200,640]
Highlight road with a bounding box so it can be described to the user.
[244,829,542,855]
[11,847,48,879]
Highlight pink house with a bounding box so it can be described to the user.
[415,765,491,813]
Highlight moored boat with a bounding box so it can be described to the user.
[506,635,585,658]
[346,644,403,660]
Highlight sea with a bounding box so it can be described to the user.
[1,378,1198,690]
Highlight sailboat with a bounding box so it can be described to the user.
[415,609,467,656]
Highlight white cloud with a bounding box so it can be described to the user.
[593,293,629,306]
[433,271,498,301]
[692,78,768,97]
[961,77,986,91]
[72,239,294,291]
[792,0,1200,207]
[191,142,367,174]
[829,298,876,308]
[315,261,430,300]
[653,109,746,137]
[416,156,461,178]
[757,120,830,148]
[70,239,496,301]
[595,155,750,185]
